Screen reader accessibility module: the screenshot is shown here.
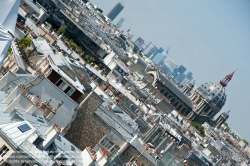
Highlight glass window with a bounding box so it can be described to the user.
[100,137,114,151]
[64,86,71,93]
[66,88,75,96]
[58,81,66,89]
[56,79,63,86]
[56,79,66,89]
[71,145,75,151]
[57,136,61,141]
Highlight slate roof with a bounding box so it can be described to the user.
[157,71,193,109]
[95,104,134,141]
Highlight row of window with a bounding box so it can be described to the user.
[55,79,75,96]
[99,137,118,153]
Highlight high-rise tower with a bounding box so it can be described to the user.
[107,2,124,21]
[116,18,124,28]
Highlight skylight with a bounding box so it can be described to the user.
[18,123,31,133]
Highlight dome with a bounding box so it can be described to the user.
[197,82,226,109]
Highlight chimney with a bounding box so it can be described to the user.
[60,125,67,136]
[42,124,60,149]
[46,101,63,121]
[53,101,63,112]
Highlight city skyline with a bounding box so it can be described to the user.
[90,0,250,140]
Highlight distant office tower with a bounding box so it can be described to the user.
[177,73,186,83]
[179,71,193,85]
[186,71,193,80]
[143,42,158,58]
[116,18,124,28]
[107,2,124,21]
[134,37,144,49]
[152,48,169,66]
[172,65,186,80]
[164,58,178,73]
[178,65,186,75]
[150,47,164,60]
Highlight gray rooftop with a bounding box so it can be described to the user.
[95,104,135,141]
[158,71,193,109]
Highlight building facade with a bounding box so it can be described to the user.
[116,18,124,28]
[107,2,124,21]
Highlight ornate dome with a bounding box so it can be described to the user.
[196,71,236,110]
[197,82,226,109]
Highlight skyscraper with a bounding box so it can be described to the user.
[177,65,186,75]
[116,18,124,28]
[143,42,158,58]
[164,58,178,72]
[134,37,144,49]
[150,47,164,60]
[107,2,124,21]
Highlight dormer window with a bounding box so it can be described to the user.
[57,136,61,141]
[71,145,75,151]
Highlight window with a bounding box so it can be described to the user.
[0,146,9,158]
[110,146,119,153]
[56,79,66,89]
[18,124,31,133]
[64,86,71,93]
[33,137,43,146]
[56,79,75,96]
[56,79,63,86]
[71,145,75,151]
[66,88,74,96]
[37,119,44,123]
[57,136,61,141]
[100,137,114,151]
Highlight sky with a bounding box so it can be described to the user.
[90,0,250,141]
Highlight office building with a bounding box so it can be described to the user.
[150,47,164,60]
[164,58,178,72]
[134,37,144,49]
[186,71,193,80]
[116,18,124,28]
[178,65,186,75]
[152,53,167,66]
[107,2,124,21]
[143,42,158,58]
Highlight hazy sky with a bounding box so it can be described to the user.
[90,0,250,140]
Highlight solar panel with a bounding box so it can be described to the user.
[18,124,31,133]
